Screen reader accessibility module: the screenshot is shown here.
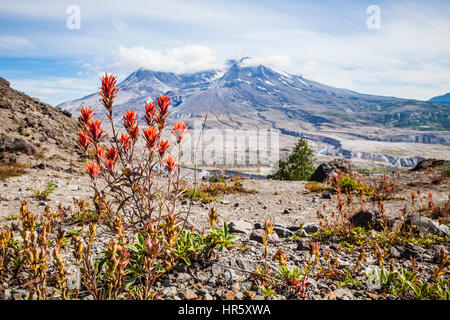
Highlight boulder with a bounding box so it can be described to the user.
[405,215,449,236]
[309,158,352,182]
[349,210,384,231]
[302,222,320,234]
[410,159,449,171]
[228,220,253,235]
[0,136,36,155]
[273,225,294,238]
[250,229,280,243]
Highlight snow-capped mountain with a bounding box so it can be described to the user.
[58,57,449,132]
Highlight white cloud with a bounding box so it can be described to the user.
[239,55,291,70]
[0,35,34,50]
[113,44,224,74]
[9,77,98,106]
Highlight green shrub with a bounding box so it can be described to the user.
[443,167,450,177]
[268,138,315,181]
[338,176,358,191]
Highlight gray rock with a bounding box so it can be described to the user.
[406,215,449,236]
[335,288,354,300]
[250,229,280,243]
[0,136,36,155]
[254,222,263,229]
[228,220,253,235]
[390,246,403,258]
[70,185,80,191]
[204,293,214,300]
[349,210,384,231]
[11,289,27,300]
[294,229,308,237]
[177,272,192,282]
[162,286,178,297]
[67,266,81,290]
[296,239,311,251]
[224,269,237,282]
[273,225,294,238]
[337,258,350,268]
[309,159,352,182]
[322,192,332,199]
[303,222,320,234]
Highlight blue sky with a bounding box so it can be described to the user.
[0,0,449,105]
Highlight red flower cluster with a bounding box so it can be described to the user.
[100,73,119,112]
[143,126,158,150]
[78,106,95,126]
[155,94,171,130]
[172,122,189,143]
[77,73,189,181]
[105,147,118,170]
[77,131,90,154]
[120,133,131,151]
[87,120,104,142]
[165,155,178,173]
[123,110,139,141]
[158,140,170,158]
[85,162,100,179]
[144,101,156,126]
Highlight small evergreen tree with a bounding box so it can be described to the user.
[268,138,315,181]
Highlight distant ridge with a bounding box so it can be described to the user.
[429,92,450,105]
[58,59,450,131]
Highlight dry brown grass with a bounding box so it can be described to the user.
[0,161,27,181]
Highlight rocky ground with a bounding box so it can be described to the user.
[0,158,448,300]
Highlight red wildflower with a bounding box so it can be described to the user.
[104,159,115,170]
[100,73,119,111]
[428,192,433,197]
[144,101,156,126]
[386,188,390,193]
[130,124,140,141]
[155,95,170,130]
[165,155,178,174]
[105,147,118,170]
[77,131,90,154]
[123,110,138,130]
[143,126,158,150]
[156,95,170,116]
[85,162,99,179]
[78,106,95,126]
[155,112,167,131]
[158,140,170,158]
[96,146,105,160]
[106,147,119,164]
[87,120,104,142]
[120,133,131,150]
[171,122,189,143]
